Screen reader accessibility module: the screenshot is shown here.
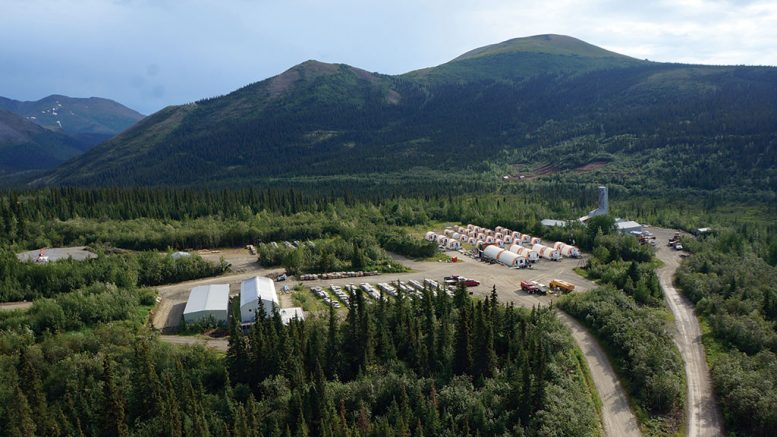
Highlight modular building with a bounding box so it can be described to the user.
[241,276,279,323]
[615,220,643,235]
[183,284,230,324]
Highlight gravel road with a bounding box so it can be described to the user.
[557,311,640,437]
[652,227,723,437]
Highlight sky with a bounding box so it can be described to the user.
[2,0,776,115]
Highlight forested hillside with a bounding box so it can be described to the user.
[0,109,85,173]
[34,35,777,196]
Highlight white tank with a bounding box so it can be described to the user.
[533,244,561,261]
[425,231,437,241]
[530,237,542,245]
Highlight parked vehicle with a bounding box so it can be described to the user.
[549,279,575,293]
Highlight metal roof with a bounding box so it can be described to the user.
[279,307,305,324]
[541,219,568,227]
[615,220,642,229]
[240,276,279,308]
[183,284,229,314]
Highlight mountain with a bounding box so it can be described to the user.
[37,35,777,193]
[0,109,84,173]
[0,95,144,148]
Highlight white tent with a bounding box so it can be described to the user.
[240,276,279,323]
[183,284,229,324]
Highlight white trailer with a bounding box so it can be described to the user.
[553,242,581,258]
[532,244,561,261]
[509,244,539,262]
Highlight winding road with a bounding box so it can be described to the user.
[652,227,723,437]
[557,311,641,437]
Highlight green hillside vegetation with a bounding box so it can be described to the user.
[29,35,777,199]
[676,233,777,436]
[0,94,144,148]
[0,109,85,173]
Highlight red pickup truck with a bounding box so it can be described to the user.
[521,280,547,295]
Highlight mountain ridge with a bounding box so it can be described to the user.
[0,94,144,149]
[30,35,777,193]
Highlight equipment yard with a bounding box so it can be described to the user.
[152,245,593,330]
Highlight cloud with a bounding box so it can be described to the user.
[0,0,775,114]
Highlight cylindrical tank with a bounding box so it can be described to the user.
[425,231,437,241]
[533,244,560,261]
[530,237,542,245]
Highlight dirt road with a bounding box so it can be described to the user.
[159,335,228,352]
[0,301,33,311]
[651,227,723,437]
[557,311,641,437]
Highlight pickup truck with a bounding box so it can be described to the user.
[520,280,547,295]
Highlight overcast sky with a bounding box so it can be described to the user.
[2,0,776,114]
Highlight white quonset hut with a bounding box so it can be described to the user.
[279,307,305,324]
[240,277,279,323]
[183,284,230,324]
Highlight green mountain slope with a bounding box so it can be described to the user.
[0,109,84,173]
[0,94,144,148]
[36,35,777,193]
